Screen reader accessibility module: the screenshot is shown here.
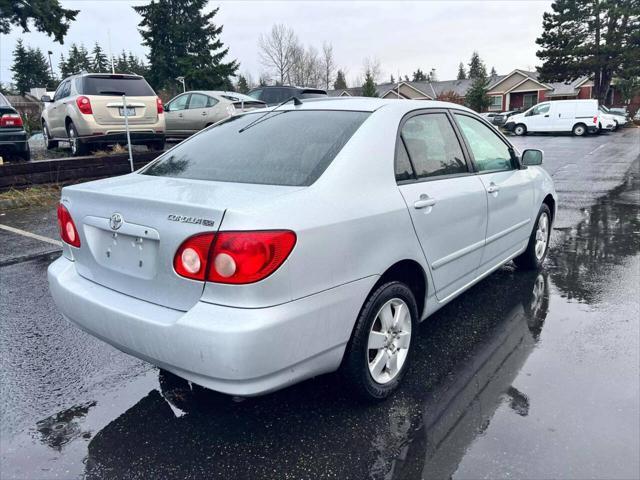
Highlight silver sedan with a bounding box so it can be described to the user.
[164,90,265,138]
[48,98,556,400]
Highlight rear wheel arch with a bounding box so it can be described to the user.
[370,259,427,320]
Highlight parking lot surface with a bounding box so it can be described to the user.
[1,128,639,479]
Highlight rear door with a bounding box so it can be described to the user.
[397,110,488,301]
[164,94,190,136]
[453,112,535,271]
[182,93,214,131]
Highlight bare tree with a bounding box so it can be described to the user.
[258,24,297,84]
[289,43,321,87]
[362,57,381,83]
[320,42,336,90]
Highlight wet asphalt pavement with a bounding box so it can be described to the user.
[1,128,639,479]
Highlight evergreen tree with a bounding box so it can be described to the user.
[361,71,378,97]
[468,51,487,79]
[412,68,427,81]
[465,72,491,112]
[236,75,249,93]
[65,43,91,75]
[390,74,395,84]
[333,69,347,89]
[404,75,409,82]
[59,53,71,78]
[91,43,109,72]
[457,62,467,80]
[490,66,497,77]
[536,0,640,102]
[0,0,79,43]
[10,41,53,94]
[134,0,238,93]
[115,50,129,73]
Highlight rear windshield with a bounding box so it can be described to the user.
[81,76,155,96]
[142,110,369,186]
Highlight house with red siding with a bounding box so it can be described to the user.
[328,69,637,113]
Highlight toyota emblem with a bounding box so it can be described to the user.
[110,213,123,230]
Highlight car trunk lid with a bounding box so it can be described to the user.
[61,174,297,311]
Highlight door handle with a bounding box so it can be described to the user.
[414,195,437,209]
[178,113,183,118]
[486,183,500,194]
[544,114,549,117]
[201,112,208,116]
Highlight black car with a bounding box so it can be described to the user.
[247,86,327,106]
[492,110,520,127]
[0,93,30,161]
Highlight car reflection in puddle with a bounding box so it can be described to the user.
[31,167,640,480]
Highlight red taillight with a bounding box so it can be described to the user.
[156,97,164,114]
[76,96,92,114]
[173,230,296,284]
[593,116,598,124]
[0,113,23,127]
[57,204,81,247]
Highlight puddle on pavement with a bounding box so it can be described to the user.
[2,168,639,480]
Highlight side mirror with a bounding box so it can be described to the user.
[41,95,52,102]
[522,149,543,166]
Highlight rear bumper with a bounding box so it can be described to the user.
[0,130,28,150]
[503,122,516,132]
[78,131,165,145]
[588,125,599,133]
[48,256,374,396]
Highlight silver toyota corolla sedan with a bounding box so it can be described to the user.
[48,98,556,400]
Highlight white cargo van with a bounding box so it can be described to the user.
[505,99,608,136]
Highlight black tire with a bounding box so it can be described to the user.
[572,123,587,136]
[17,143,31,161]
[342,281,418,401]
[514,204,551,270]
[66,122,87,156]
[42,122,58,149]
[147,140,165,151]
[514,124,527,136]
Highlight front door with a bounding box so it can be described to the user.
[181,93,212,133]
[49,80,70,137]
[397,111,488,301]
[523,102,551,132]
[164,93,190,137]
[453,113,535,270]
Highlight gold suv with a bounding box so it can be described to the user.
[41,73,165,156]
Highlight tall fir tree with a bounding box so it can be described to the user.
[536,0,640,102]
[490,66,497,77]
[91,43,109,72]
[10,41,53,94]
[133,0,238,92]
[457,62,467,80]
[361,71,378,97]
[468,51,487,79]
[115,50,129,73]
[236,75,249,93]
[333,70,347,89]
[412,68,427,81]
[465,71,491,112]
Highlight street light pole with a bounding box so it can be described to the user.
[47,51,54,79]
[176,76,185,93]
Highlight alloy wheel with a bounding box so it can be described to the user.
[367,298,412,384]
[535,212,549,260]
[68,126,77,155]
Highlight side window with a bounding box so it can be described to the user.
[395,139,415,182]
[454,114,514,172]
[54,81,69,101]
[206,96,219,108]
[247,89,262,100]
[188,93,209,109]
[168,94,189,112]
[401,113,468,178]
[530,103,550,116]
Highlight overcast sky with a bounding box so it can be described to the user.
[0,0,552,88]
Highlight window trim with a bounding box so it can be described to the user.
[450,110,522,174]
[187,93,211,109]
[167,93,190,112]
[394,108,475,185]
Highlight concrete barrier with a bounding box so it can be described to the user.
[0,150,163,191]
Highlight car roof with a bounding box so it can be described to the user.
[192,91,261,101]
[260,97,477,115]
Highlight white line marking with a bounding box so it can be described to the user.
[0,224,62,247]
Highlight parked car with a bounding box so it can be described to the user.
[0,93,30,161]
[491,110,520,126]
[504,99,608,136]
[479,112,499,121]
[41,73,165,156]
[247,86,327,105]
[48,98,556,400]
[599,105,627,130]
[165,91,266,139]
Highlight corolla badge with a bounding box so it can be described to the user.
[110,213,123,230]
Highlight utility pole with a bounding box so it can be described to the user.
[176,76,186,93]
[47,51,54,79]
